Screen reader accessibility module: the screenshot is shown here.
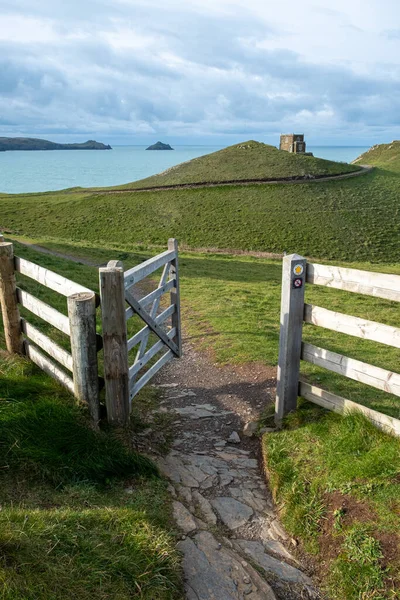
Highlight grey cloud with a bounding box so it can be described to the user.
[0,0,399,141]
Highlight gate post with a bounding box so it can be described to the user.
[99,261,130,426]
[67,291,100,424]
[275,254,307,427]
[0,241,23,354]
[168,238,182,357]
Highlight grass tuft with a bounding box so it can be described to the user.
[0,356,157,486]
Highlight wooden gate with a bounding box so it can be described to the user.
[100,239,182,425]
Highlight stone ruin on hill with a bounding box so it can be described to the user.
[279,133,307,154]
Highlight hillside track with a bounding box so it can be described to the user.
[0,165,372,199]
[92,164,373,195]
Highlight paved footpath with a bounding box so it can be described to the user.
[147,340,322,600]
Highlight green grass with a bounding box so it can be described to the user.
[111,140,359,188]
[0,349,182,599]
[2,142,399,263]
[263,407,400,599]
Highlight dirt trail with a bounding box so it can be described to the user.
[143,338,322,600]
[15,241,106,267]
[91,164,372,195]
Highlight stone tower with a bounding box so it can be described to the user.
[279,134,306,154]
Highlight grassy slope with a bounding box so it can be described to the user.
[353,139,400,168]
[1,144,398,263]
[112,140,359,188]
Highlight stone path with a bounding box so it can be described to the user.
[147,340,322,600]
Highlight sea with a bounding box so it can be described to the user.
[0,145,370,195]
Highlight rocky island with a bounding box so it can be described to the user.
[146,141,174,150]
[0,138,112,151]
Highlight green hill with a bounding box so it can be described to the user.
[0,142,398,263]
[115,141,360,189]
[353,140,400,169]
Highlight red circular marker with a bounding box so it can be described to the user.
[293,278,303,288]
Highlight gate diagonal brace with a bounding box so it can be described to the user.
[125,290,179,357]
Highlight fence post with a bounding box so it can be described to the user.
[99,262,130,426]
[0,241,23,354]
[275,253,307,426]
[68,291,100,424]
[168,238,182,357]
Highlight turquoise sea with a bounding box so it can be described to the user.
[0,145,369,194]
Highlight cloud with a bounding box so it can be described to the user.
[383,29,400,40]
[0,0,399,143]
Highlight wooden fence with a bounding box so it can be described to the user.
[275,254,400,437]
[0,238,100,422]
[0,237,181,427]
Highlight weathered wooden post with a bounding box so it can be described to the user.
[0,241,23,354]
[99,261,130,426]
[275,253,307,426]
[168,238,182,357]
[68,291,100,424]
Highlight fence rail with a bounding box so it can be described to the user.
[25,340,75,394]
[276,254,400,437]
[17,288,71,335]
[299,380,400,437]
[124,249,176,289]
[304,303,400,348]
[301,342,400,398]
[21,319,73,371]
[306,262,400,302]
[15,256,93,298]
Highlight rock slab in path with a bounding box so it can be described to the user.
[237,540,313,585]
[192,490,217,525]
[173,501,197,534]
[211,497,253,530]
[179,531,277,600]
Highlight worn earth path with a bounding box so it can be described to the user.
[146,339,322,600]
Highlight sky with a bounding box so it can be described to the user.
[1,0,400,145]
